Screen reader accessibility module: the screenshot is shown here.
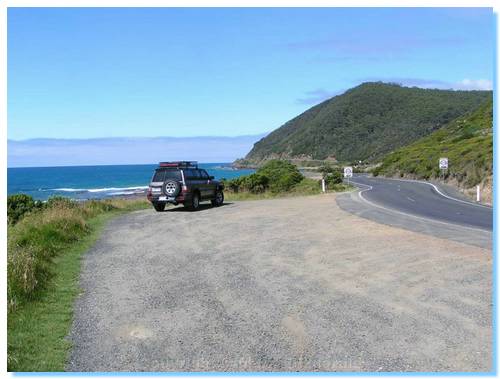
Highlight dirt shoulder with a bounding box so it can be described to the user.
[67,194,492,372]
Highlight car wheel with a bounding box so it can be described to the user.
[186,192,200,211]
[211,190,224,207]
[153,202,165,212]
[164,180,181,197]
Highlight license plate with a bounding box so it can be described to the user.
[159,196,167,201]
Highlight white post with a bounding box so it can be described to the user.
[476,185,481,202]
[321,179,326,193]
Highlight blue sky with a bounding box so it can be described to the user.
[8,7,494,141]
[7,135,266,167]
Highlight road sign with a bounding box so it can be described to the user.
[439,158,448,170]
[344,166,353,178]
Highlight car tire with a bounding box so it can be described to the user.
[211,190,224,207]
[186,192,200,211]
[153,202,165,212]
[163,180,181,197]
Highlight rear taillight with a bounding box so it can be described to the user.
[182,185,188,192]
[146,187,152,200]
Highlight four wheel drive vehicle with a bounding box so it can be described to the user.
[147,161,224,212]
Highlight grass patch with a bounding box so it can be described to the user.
[225,178,354,201]
[7,198,149,372]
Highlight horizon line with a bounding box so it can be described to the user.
[7,161,240,169]
[7,133,268,143]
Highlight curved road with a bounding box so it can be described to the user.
[348,175,492,231]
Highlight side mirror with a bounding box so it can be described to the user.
[209,176,214,180]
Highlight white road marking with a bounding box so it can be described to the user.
[406,197,415,202]
[371,176,491,209]
[348,180,492,234]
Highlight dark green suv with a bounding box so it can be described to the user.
[146,161,224,211]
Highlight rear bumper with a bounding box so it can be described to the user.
[148,193,191,204]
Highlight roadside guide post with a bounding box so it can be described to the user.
[321,178,326,193]
[477,185,481,202]
[344,166,353,185]
[439,157,448,182]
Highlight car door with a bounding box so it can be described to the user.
[198,169,212,199]
[186,169,203,199]
[185,169,199,196]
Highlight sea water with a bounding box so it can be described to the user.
[7,163,255,201]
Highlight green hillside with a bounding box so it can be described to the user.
[374,98,493,189]
[243,82,490,165]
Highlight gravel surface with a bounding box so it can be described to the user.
[67,194,492,372]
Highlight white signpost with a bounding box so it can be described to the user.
[344,166,353,185]
[439,158,448,170]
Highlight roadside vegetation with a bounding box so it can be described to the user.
[223,159,352,200]
[7,195,148,371]
[373,99,493,197]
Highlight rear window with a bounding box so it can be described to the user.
[152,169,181,182]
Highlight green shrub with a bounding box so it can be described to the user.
[224,177,242,193]
[7,194,43,225]
[240,173,269,193]
[319,163,336,177]
[324,168,343,188]
[225,160,304,194]
[257,160,304,193]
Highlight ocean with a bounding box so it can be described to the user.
[7,163,255,201]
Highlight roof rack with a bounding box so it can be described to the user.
[158,161,198,169]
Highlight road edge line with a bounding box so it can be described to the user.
[376,176,492,209]
[349,180,492,234]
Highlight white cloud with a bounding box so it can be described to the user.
[453,79,493,91]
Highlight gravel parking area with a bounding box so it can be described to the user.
[67,194,492,372]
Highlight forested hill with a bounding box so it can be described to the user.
[242,82,490,165]
[374,98,493,194]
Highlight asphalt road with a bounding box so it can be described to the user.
[348,175,492,231]
[67,195,491,372]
